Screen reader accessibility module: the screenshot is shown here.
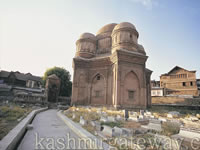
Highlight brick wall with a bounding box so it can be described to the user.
[152,96,200,105]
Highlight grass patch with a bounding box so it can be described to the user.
[101,121,123,128]
[83,124,96,135]
[161,122,180,136]
[149,106,199,118]
[64,107,100,123]
[0,104,32,140]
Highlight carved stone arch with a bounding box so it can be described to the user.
[123,70,141,88]
[90,73,106,105]
[123,71,140,105]
[90,72,106,86]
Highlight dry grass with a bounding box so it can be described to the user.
[149,106,199,118]
[0,104,32,140]
[123,121,141,128]
[101,121,123,128]
[161,122,180,136]
[64,107,100,123]
[82,124,96,134]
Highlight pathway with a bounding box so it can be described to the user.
[17,109,86,150]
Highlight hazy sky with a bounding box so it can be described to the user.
[0,0,199,80]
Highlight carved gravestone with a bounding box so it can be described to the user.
[45,74,60,103]
[124,110,129,121]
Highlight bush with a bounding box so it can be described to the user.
[101,122,123,128]
[161,122,180,136]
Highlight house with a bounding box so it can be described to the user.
[151,87,164,97]
[151,80,160,88]
[160,66,199,96]
[0,70,42,89]
[197,79,200,96]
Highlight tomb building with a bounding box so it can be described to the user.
[71,22,152,109]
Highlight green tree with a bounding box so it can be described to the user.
[43,67,72,97]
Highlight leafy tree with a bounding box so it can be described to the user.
[43,67,72,97]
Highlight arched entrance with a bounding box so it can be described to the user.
[123,71,140,104]
[90,74,106,105]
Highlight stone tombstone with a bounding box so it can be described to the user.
[124,110,129,120]
[107,116,116,122]
[140,110,144,116]
[45,74,60,103]
[80,116,87,126]
[101,125,114,137]
[72,113,76,119]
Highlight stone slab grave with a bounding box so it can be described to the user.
[113,126,123,137]
[141,119,162,132]
[100,116,116,123]
[101,125,114,137]
[128,116,139,121]
[140,110,144,116]
[121,128,133,137]
[79,116,87,126]
[129,111,138,116]
[129,116,149,123]
[178,127,200,139]
[101,125,133,137]
[132,128,148,135]
[144,111,155,119]
[116,115,123,121]
[186,116,199,122]
[72,113,76,119]
[167,111,180,118]
[158,117,167,122]
[100,116,108,122]
[107,116,116,122]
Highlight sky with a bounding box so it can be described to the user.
[0,0,199,80]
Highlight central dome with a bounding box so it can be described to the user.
[113,22,136,31]
[96,23,117,35]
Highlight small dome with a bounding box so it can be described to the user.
[79,32,96,40]
[97,23,117,35]
[138,44,144,51]
[113,22,136,31]
[138,44,146,55]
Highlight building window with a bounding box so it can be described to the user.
[183,82,186,86]
[130,34,132,39]
[128,90,134,99]
[95,90,101,97]
[190,82,193,86]
[97,75,100,80]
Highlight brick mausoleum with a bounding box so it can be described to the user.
[71,22,152,109]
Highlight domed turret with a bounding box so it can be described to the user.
[111,22,142,54]
[96,23,117,54]
[138,44,146,55]
[76,32,96,58]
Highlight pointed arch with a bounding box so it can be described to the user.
[90,73,106,105]
[123,71,140,104]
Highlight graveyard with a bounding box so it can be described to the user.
[63,106,200,149]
